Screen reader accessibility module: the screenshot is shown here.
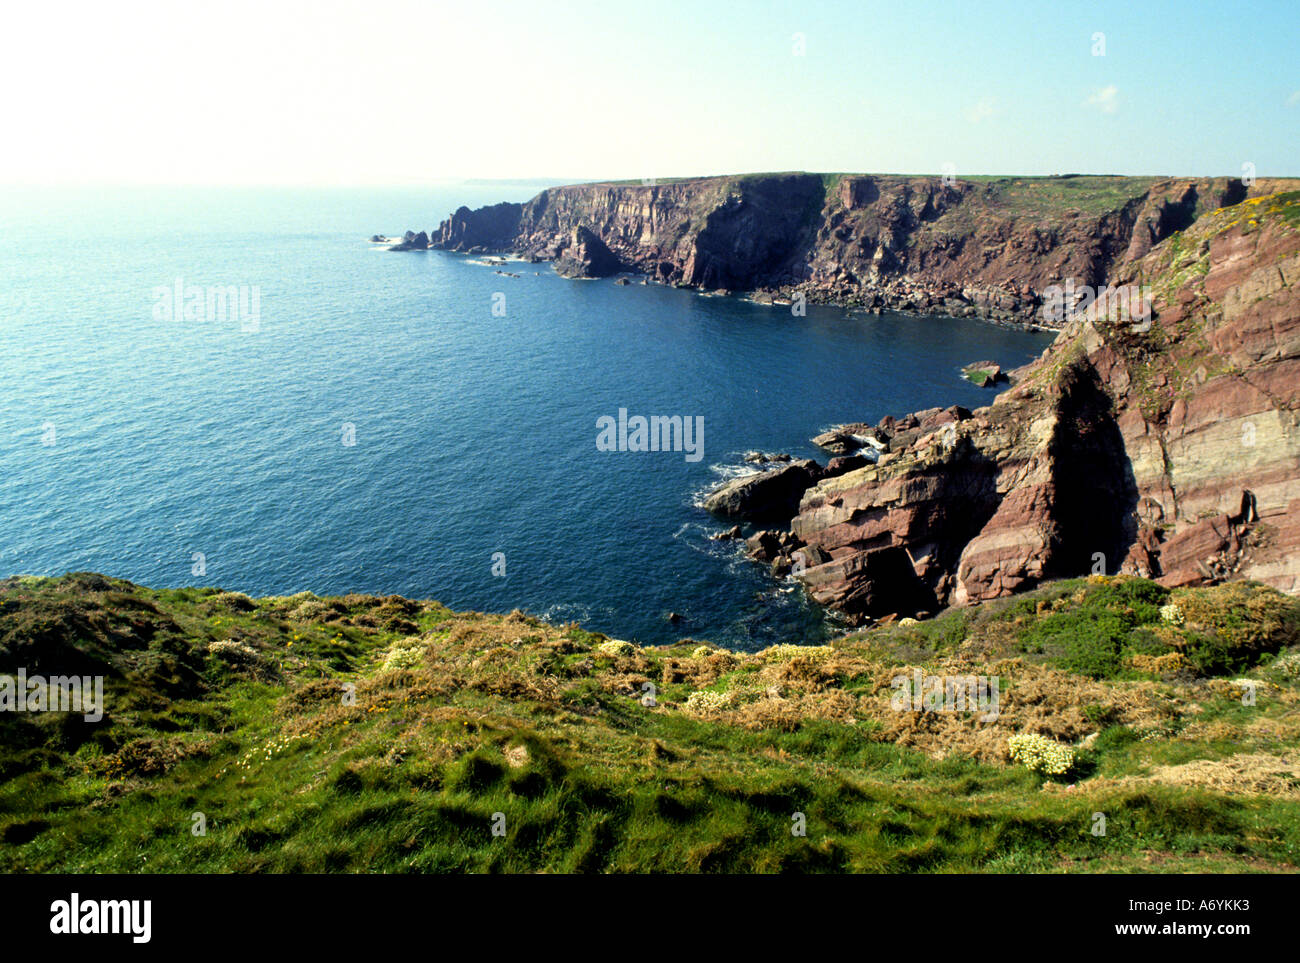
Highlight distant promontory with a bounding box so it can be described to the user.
[395,172,1298,325]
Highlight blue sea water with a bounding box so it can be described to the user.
[0,184,1053,648]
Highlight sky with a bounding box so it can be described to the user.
[1,0,1296,186]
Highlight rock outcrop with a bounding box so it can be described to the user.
[421,173,1298,325]
[433,202,522,251]
[703,460,823,524]
[774,191,1300,619]
[553,225,625,278]
[388,230,429,251]
[962,361,1007,386]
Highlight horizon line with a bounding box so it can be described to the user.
[4,169,1300,192]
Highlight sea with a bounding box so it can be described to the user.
[0,182,1054,648]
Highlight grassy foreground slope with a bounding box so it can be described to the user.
[1,572,1298,873]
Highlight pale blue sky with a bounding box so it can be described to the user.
[2,0,1295,185]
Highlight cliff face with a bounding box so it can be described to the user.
[413,174,1300,617]
[786,191,1300,619]
[427,173,1297,324]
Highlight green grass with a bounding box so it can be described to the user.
[1,572,1298,873]
[555,172,1184,217]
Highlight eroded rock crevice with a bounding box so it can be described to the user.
[1044,361,1139,579]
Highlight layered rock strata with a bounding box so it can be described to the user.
[417,173,1298,325]
[399,176,1300,618]
[769,192,1300,619]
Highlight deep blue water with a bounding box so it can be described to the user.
[0,185,1053,648]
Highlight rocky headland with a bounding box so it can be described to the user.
[401,172,1298,325]
[398,174,1300,623]
[716,191,1300,622]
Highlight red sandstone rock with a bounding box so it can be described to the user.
[430,174,1299,325]
[788,190,1300,612]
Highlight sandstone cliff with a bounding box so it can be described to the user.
[783,191,1300,619]
[412,174,1300,617]
[425,173,1298,324]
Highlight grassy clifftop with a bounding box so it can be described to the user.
[2,572,1299,872]
[591,172,1165,216]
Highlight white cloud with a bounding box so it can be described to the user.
[1085,85,1120,114]
[1288,90,1300,107]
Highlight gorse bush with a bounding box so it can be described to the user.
[1084,576,1169,623]
[896,608,970,653]
[1010,576,1296,679]
[1023,610,1128,678]
[1172,583,1300,675]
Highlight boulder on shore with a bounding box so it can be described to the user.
[812,424,887,455]
[745,529,800,562]
[826,454,869,475]
[962,361,1007,386]
[704,461,822,523]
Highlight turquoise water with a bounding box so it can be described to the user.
[0,184,1053,647]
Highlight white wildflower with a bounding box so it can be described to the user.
[1008,733,1075,775]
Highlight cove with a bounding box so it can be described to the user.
[0,185,1055,649]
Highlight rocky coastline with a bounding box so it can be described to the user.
[394,174,1300,624]
[394,172,1298,326]
[705,190,1300,623]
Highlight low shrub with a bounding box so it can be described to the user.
[1173,583,1300,675]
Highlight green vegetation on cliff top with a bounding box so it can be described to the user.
[576,172,1176,216]
[2,572,1298,873]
